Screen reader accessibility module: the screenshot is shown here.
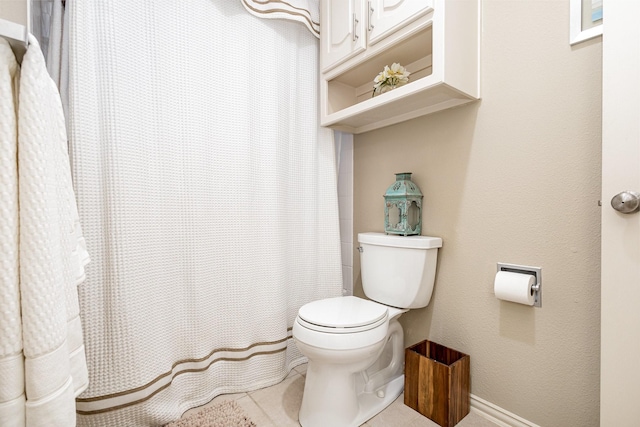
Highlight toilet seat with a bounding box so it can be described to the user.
[293,296,390,351]
[297,296,388,333]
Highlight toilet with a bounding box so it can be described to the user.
[292,232,442,427]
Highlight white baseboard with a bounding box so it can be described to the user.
[470,394,540,427]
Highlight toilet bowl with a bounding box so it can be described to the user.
[293,296,407,427]
[293,232,442,427]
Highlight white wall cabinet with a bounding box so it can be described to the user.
[321,0,366,72]
[320,0,480,134]
[368,0,433,46]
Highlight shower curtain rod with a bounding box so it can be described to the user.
[0,17,28,63]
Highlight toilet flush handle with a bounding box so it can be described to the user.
[357,246,363,253]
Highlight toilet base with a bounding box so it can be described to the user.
[298,368,404,427]
[352,374,404,426]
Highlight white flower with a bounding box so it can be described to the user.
[372,63,410,96]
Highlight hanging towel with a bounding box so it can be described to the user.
[0,35,90,426]
[0,36,24,427]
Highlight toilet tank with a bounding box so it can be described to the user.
[358,232,442,309]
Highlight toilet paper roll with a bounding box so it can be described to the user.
[494,271,536,306]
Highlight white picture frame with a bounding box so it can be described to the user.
[570,0,603,45]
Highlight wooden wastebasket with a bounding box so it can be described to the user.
[404,340,470,427]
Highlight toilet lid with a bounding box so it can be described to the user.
[297,296,388,332]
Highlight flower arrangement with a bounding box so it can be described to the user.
[372,63,411,97]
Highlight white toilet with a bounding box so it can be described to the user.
[292,232,442,427]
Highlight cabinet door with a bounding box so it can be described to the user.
[367,0,433,45]
[321,0,366,72]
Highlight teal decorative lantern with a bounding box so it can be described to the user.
[384,172,423,236]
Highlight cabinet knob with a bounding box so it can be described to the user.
[368,2,375,31]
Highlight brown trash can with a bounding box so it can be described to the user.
[404,340,470,427]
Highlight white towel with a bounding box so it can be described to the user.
[0,36,24,427]
[0,35,90,427]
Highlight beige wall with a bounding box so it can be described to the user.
[353,1,602,426]
[0,0,27,25]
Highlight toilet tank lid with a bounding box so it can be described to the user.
[358,232,442,249]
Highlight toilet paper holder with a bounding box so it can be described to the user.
[496,262,542,308]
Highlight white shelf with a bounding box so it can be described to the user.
[0,17,28,62]
[323,76,476,134]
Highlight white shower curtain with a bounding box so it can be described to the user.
[68,1,342,426]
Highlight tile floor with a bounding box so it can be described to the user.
[182,364,499,427]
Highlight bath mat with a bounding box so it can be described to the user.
[164,400,256,427]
